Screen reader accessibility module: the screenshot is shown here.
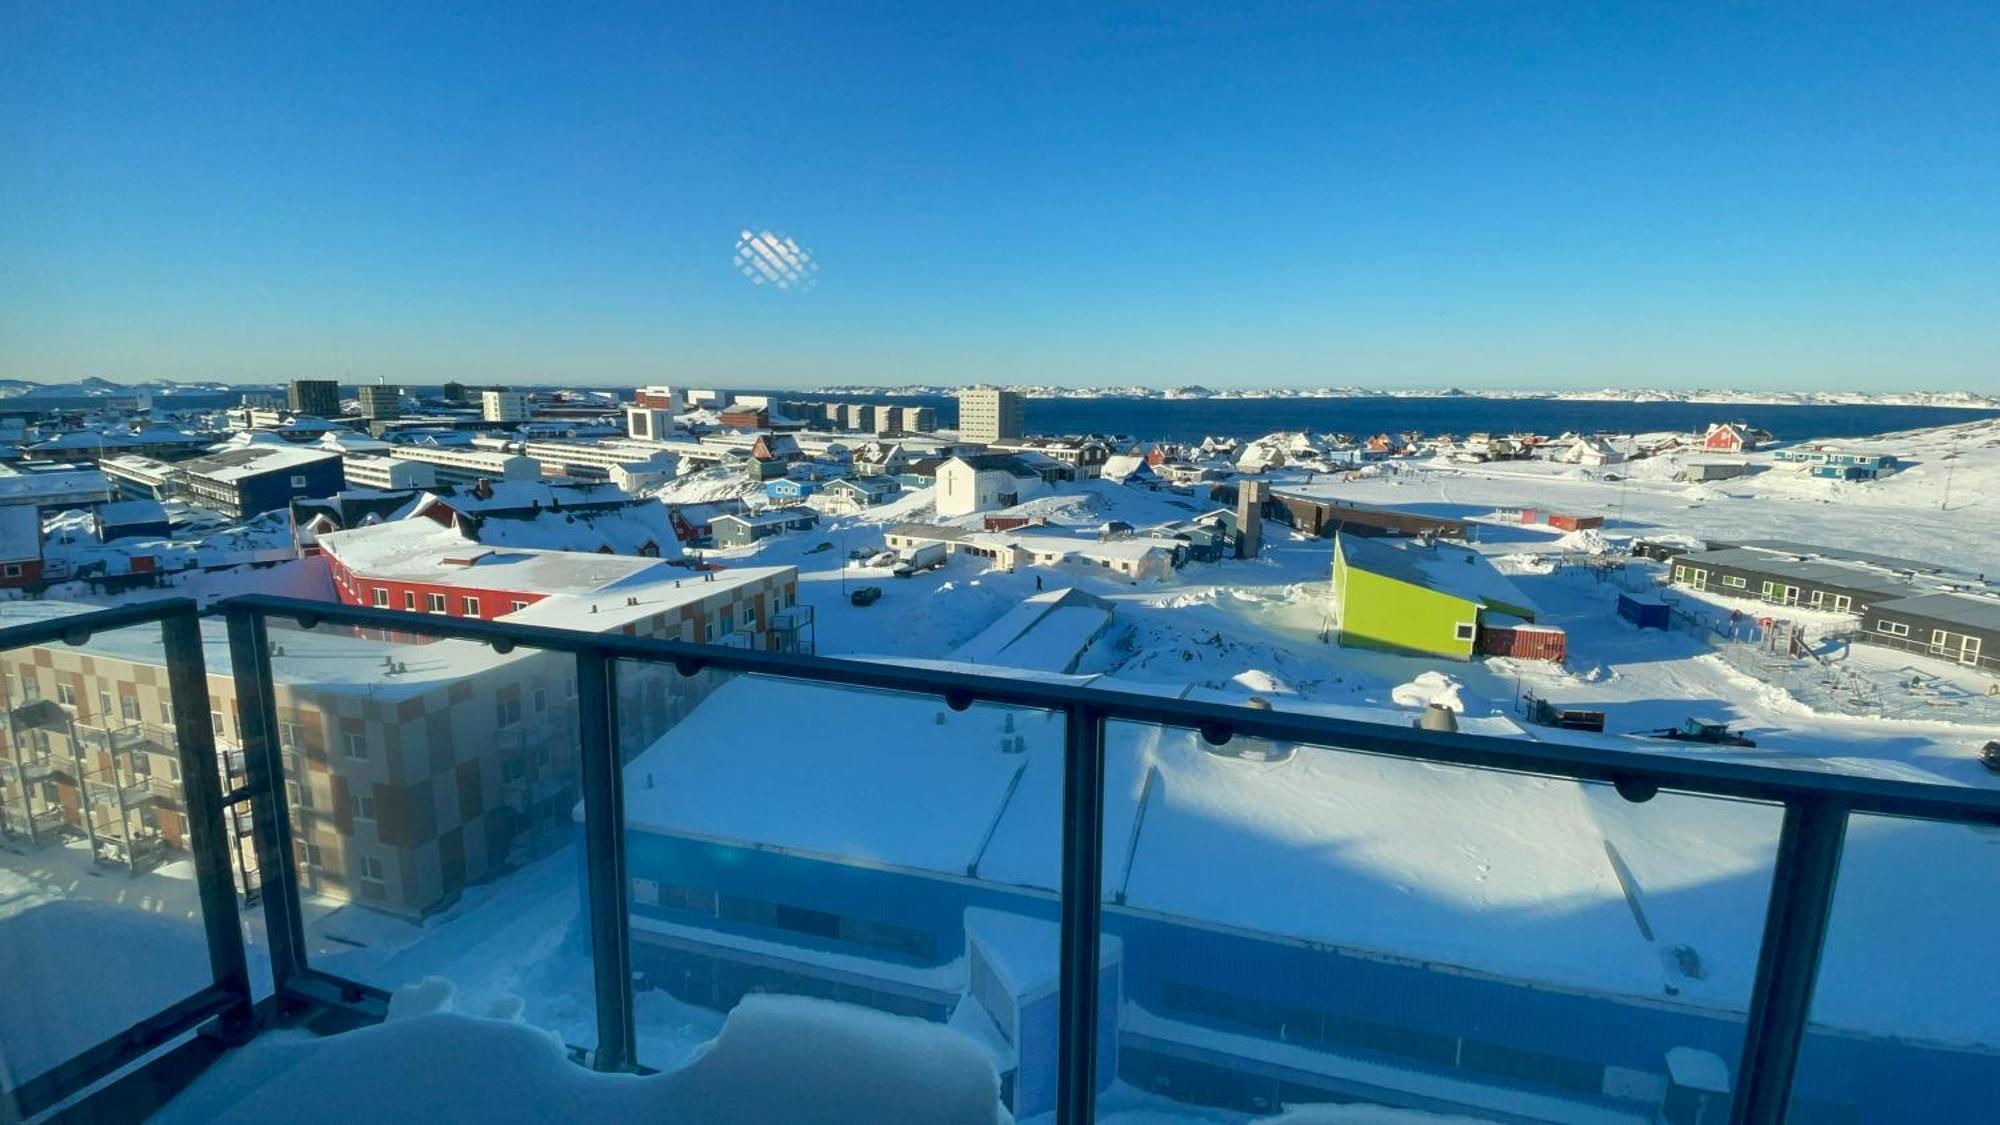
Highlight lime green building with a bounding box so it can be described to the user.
[1330,533,1539,659]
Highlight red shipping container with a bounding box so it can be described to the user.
[1549,513,1605,532]
[1476,625,1567,662]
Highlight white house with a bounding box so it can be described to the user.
[1560,437,1625,467]
[935,454,1048,517]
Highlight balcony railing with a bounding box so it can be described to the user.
[5,594,2000,1123]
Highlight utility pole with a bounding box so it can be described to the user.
[1940,429,1959,511]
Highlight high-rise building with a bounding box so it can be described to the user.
[956,388,1023,445]
[287,379,340,418]
[482,389,529,423]
[899,405,937,433]
[357,383,401,421]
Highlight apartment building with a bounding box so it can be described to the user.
[956,388,1024,444]
[481,389,529,423]
[287,379,341,418]
[175,445,346,520]
[357,384,401,421]
[0,600,576,915]
[341,454,439,491]
[388,445,540,486]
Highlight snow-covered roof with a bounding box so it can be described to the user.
[96,499,169,525]
[1337,534,1538,617]
[0,503,42,560]
[614,668,1773,1015]
[181,444,340,483]
[319,519,665,595]
[712,508,818,528]
[0,467,110,502]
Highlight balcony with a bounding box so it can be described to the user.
[3,596,1999,1124]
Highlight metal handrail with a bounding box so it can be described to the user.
[8,593,2000,1124]
[218,593,2000,824]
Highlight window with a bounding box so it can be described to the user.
[57,683,75,706]
[120,693,142,721]
[305,842,324,868]
[532,687,547,714]
[428,593,446,613]
[632,878,660,906]
[279,721,303,748]
[404,591,417,610]
[704,623,716,643]
[159,699,172,726]
[1454,622,1476,642]
[21,675,38,701]
[290,474,309,488]
[373,587,389,607]
[1722,576,1747,589]
[359,856,386,888]
[495,697,522,727]
[510,600,529,612]
[1876,620,1911,638]
[1,564,18,578]
[342,732,368,759]
[97,689,112,716]
[462,596,480,617]
[350,793,376,821]
[720,607,735,635]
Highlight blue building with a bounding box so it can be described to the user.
[175,444,346,520]
[610,675,1999,1122]
[764,477,819,503]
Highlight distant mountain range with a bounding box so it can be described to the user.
[812,384,2000,409]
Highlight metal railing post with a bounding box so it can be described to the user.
[1731,798,1848,1124]
[1057,704,1107,1125]
[162,607,256,1039]
[575,645,636,1071]
[223,607,309,997]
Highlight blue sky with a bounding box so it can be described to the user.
[3,2,1996,391]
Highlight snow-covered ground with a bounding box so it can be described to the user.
[17,417,1999,1121]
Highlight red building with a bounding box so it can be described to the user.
[315,518,807,649]
[1702,423,1758,453]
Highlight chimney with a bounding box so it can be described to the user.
[1235,480,1266,559]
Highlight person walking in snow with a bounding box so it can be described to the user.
[1035,574,1043,591]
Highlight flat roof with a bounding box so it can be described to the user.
[182,444,340,482]
[1722,539,1948,575]
[1678,548,1915,599]
[0,598,529,700]
[1872,592,2000,633]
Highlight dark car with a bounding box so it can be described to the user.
[1982,741,2000,774]
[849,585,883,607]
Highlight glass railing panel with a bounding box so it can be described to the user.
[1093,716,1786,1123]
[254,616,595,1050]
[614,661,1058,1119]
[0,620,210,1111]
[1789,812,2000,1123]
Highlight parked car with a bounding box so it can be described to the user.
[866,551,899,568]
[849,585,882,607]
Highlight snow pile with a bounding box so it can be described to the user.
[161,994,1009,1125]
[1553,528,1611,555]
[1390,671,1465,713]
